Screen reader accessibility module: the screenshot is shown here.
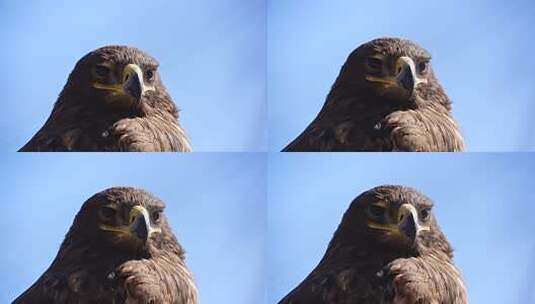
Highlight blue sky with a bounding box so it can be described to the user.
[0,0,266,152]
[0,153,266,304]
[268,0,535,151]
[268,153,535,304]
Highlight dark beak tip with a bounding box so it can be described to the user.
[400,73,415,92]
[124,73,142,102]
[399,214,417,242]
[132,217,149,241]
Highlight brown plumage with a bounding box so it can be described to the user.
[19,46,191,152]
[13,187,198,304]
[279,185,467,304]
[283,38,464,152]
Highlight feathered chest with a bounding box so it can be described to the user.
[40,248,137,303]
[328,105,463,152]
[309,265,386,304]
[60,112,191,152]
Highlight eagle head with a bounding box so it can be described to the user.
[61,45,177,117]
[71,187,173,254]
[335,37,450,110]
[333,185,453,257]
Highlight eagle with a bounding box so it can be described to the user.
[279,185,467,304]
[13,187,198,304]
[283,37,464,152]
[19,46,191,152]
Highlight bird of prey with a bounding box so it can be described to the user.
[279,185,467,304]
[283,37,464,152]
[19,46,191,152]
[13,187,198,304]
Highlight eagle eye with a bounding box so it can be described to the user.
[151,210,162,223]
[94,65,111,78]
[367,204,386,220]
[145,69,155,82]
[417,61,429,74]
[99,206,116,220]
[420,208,431,221]
[366,57,383,70]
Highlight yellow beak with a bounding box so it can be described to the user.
[93,64,147,102]
[100,205,161,243]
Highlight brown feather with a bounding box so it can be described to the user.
[19,46,191,152]
[13,187,198,304]
[279,185,467,304]
[283,37,464,152]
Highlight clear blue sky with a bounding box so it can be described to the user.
[0,153,266,304]
[268,0,535,151]
[268,153,535,304]
[0,0,266,152]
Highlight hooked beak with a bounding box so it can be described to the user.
[397,203,422,243]
[128,205,159,243]
[396,57,415,93]
[99,206,161,245]
[365,56,427,101]
[92,63,149,105]
[122,64,145,102]
[395,56,426,96]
